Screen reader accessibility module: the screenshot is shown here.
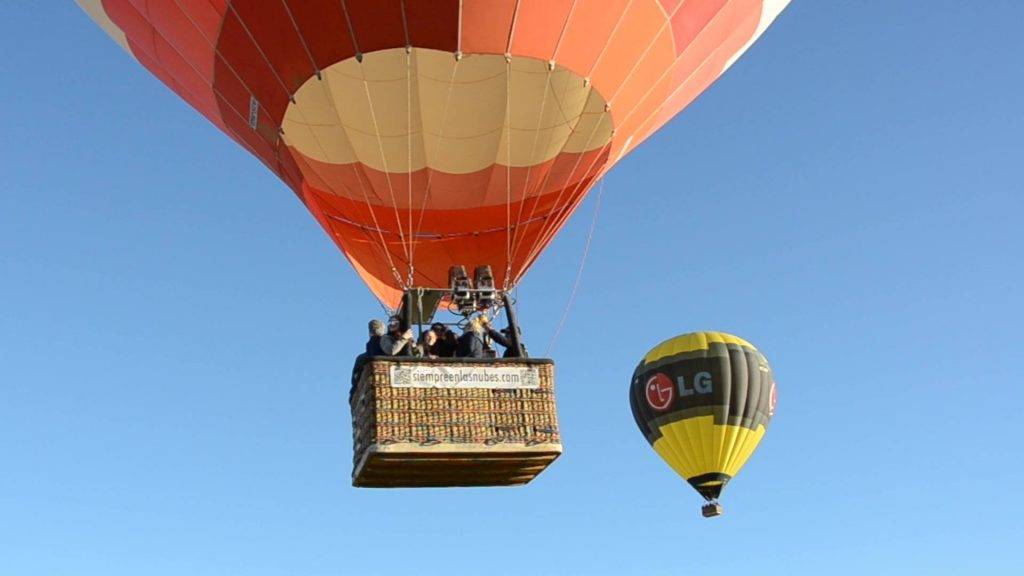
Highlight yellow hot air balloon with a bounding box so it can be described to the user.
[630,332,777,517]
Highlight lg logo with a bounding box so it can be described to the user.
[645,373,675,411]
[681,371,713,396]
[644,371,714,411]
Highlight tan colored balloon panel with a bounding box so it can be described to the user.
[281,48,613,176]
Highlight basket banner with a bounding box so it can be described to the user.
[390,364,541,390]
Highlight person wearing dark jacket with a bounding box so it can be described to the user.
[365,319,385,356]
[478,315,527,358]
[456,317,486,358]
[430,322,458,357]
[351,319,387,401]
[486,325,528,358]
[415,329,439,358]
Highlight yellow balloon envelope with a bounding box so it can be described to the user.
[630,332,776,517]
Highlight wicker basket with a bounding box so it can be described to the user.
[350,357,562,487]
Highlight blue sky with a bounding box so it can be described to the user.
[2,2,1023,575]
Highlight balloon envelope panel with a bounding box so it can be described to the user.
[77,0,789,306]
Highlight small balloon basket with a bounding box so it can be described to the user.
[701,502,724,518]
[350,357,562,487]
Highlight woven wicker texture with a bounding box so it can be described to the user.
[350,358,561,487]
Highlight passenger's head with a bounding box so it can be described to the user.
[430,322,446,335]
[422,330,438,346]
[368,319,386,337]
[464,317,482,333]
[387,315,403,334]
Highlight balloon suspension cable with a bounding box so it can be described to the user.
[404,10,415,287]
[507,0,629,275]
[546,178,604,356]
[503,52,514,290]
[512,0,698,281]
[509,101,606,284]
[185,1,406,295]
[142,0,752,319]
[352,44,412,272]
[506,61,557,279]
[235,2,405,291]
[409,59,461,266]
[377,297,395,318]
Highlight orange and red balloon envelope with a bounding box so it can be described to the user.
[78,0,790,307]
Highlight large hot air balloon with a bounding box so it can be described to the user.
[630,332,776,517]
[77,0,790,309]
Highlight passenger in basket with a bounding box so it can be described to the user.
[365,319,386,356]
[350,319,387,401]
[380,315,414,356]
[430,322,458,357]
[482,316,528,358]
[456,317,486,358]
[416,329,439,358]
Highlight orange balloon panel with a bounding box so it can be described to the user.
[78,0,789,307]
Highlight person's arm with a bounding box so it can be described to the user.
[381,329,415,355]
[487,328,511,349]
[380,335,407,355]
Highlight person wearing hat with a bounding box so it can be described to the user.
[351,318,387,401]
[365,319,386,355]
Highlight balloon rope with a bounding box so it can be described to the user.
[504,1,577,281]
[524,0,635,238]
[504,55,513,290]
[600,0,691,105]
[586,0,636,79]
[505,1,522,55]
[546,178,604,356]
[281,0,321,79]
[506,96,596,266]
[553,0,580,56]
[297,74,405,286]
[510,105,607,284]
[457,0,464,57]
[218,0,408,288]
[514,131,608,283]
[225,3,294,101]
[141,2,264,158]
[603,1,747,135]
[528,0,751,263]
[505,64,555,289]
[357,63,411,283]
[507,0,630,272]
[165,0,406,294]
[406,35,415,286]
[339,0,411,286]
[501,0,525,291]
[515,0,739,281]
[408,59,461,269]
